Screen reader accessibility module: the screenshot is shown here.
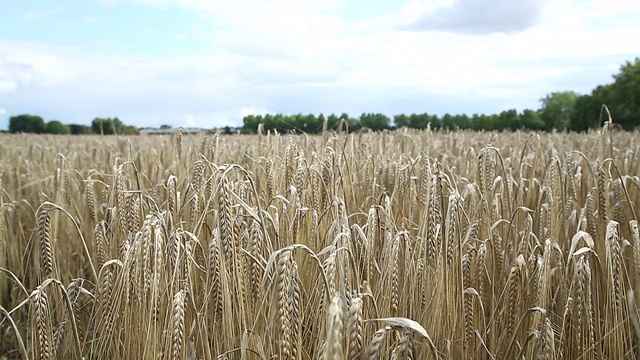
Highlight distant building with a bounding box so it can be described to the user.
[139,127,205,136]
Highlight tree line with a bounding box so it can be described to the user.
[242,58,640,133]
[7,116,139,135]
[242,109,547,134]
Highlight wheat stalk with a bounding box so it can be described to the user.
[31,285,51,360]
[172,290,186,360]
[37,209,54,277]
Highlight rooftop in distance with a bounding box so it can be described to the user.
[139,127,205,135]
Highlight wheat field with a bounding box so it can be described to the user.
[0,126,639,359]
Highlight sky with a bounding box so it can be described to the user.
[1,0,639,130]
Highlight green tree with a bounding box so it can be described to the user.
[327,114,340,131]
[409,114,427,129]
[498,109,519,131]
[262,114,275,132]
[303,114,318,133]
[334,113,354,132]
[470,114,482,131]
[539,91,579,131]
[9,114,46,133]
[441,113,454,130]
[121,125,139,135]
[46,120,70,134]
[569,59,640,131]
[482,114,499,131]
[408,114,424,129]
[91,117,137,135]
[69,124,92,135]
[429,114,442,129]
[113,118,124,133]
[359,113,390,131]
[394,114,408,128]
[570,89,608,132]
[315,113,326,133]
[456,114,471,129]
[243,115,259,133]
[92,118,115,134]
[606,58,640,129]
[520,109,545,130]
[347,117,361,132]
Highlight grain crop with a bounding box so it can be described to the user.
[1,124,640,359]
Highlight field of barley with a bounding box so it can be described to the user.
[0,126,639,359]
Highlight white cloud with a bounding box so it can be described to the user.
[397,0,548,34]
[23,9,60,21]
[0,108,6,115]
[0,42,86,90]
[239,108,257,117]
[239,107,273,118]
[185,114,196,127]
[0,79,18,92]
[97,0,120,7]
[1,0,639,130]
[83,16,108,25]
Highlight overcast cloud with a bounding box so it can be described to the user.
[0,0,639,130]
[401,0,548,34]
